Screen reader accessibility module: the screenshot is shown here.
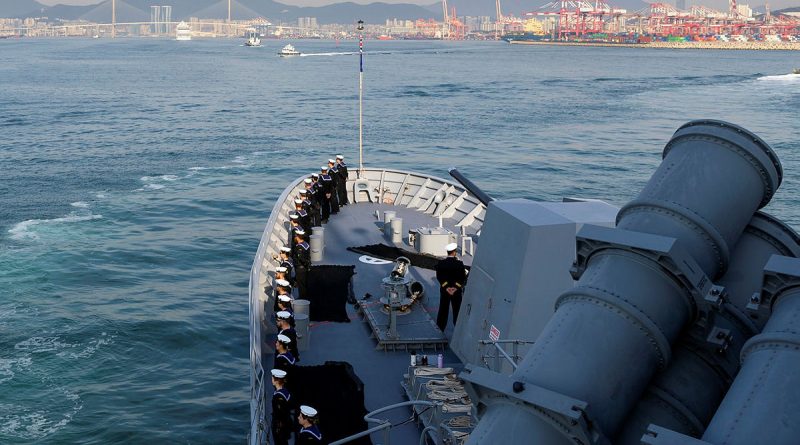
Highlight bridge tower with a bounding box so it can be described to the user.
[112,0,116,38]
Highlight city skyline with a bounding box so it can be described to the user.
[32,0,800,14]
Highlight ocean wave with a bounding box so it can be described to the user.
[70,201,89,208]
[8,214,103,241]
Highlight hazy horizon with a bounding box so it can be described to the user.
[33,0,800,13]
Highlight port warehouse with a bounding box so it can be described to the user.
[1,0,799,41]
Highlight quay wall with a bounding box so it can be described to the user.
[510,40,800,51]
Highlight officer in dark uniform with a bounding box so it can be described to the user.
[319,167,334,223]
[304,178,321,228]
[297,405,322,444]
[277,247,294,283]
[276,311,299,361]
[288,215,301,250]
[293,230,310,299]
[294,199,311,232]
[299,189,317,228]
[270,368,293,445]
[335,154,349,206]
[327,159,340,214]
[275,334,296,371]
[434,242,467,332]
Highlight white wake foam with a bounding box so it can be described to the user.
[14,336,74,354]
[57,333,115,360]
[70,202,89,208]
[8,214,103,241]
[0,387,83,439]
[757,73,800,81]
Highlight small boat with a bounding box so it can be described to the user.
[278,44,301,56]
[793,68,800,75]
[176,21,192,41]
[245,30,261,47]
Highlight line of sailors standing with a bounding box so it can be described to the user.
[267,155,350,444]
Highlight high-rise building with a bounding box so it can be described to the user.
[151,6,161,34]
[162,6,172,34]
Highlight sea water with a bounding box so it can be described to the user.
[0,38,798,443]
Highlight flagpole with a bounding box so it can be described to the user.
[357,19,364,178]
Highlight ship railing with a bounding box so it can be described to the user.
[478,339,535,373]
[329,400,440,445]
[248,173,307,445]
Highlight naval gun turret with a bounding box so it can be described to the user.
[454,120,789,444]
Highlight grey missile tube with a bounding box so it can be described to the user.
[616,120,781,279]
[464,121,782,444]
[614,212,800,445]
[701,255,800,445]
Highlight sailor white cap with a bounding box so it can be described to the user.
[277,334,291,344]
[336,155,343,160]
[328,159,335,164]
[294,198,303,205]
[312,173,319,178]
[290,214,299,220]
[271,368,287,378]
[299,189,308,195]
[278,294,292,302]
[321,166,328,172]
[445,242,458,252]
[276,279,291,288]
[277,310,293,320]
[295,229,306,236]
[280,247,292,253]
[300,405,318,417]
[276,266,288,273]
[304,178,313,184]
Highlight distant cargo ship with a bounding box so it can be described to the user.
[502,32,548,43]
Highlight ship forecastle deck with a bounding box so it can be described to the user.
[248,168,486,445]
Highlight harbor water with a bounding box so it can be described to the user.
[0,38,799,444]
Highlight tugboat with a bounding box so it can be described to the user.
[278,44,301,56]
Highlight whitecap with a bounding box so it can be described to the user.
[8,214,103,241]
[70,202,89,208]
[232,156,247,164]
[160,175,179,181]
[144,184,165,190]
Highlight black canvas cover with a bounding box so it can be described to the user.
[307,265,355,322]
[289,361,371,445]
